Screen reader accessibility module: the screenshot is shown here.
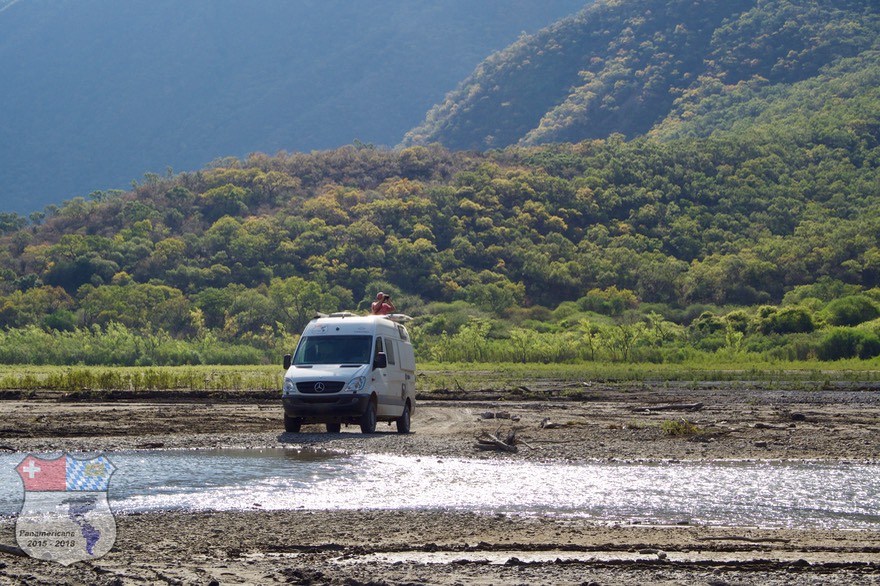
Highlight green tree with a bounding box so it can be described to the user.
[578,286,638,316]
[201,184,249,223]
[765,306,816,334]
[823,295,880,327]
[0,286,74,328]
[818,328,880,360]
[268,276,350,333]
[78,283,187,330]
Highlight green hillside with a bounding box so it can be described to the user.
[1,116,879,364]
[403,0,880,149]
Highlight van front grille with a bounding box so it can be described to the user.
[297,381,345,394]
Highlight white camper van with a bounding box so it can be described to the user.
[281,312,416,434]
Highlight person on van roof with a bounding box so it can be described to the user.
[371,292,396,315]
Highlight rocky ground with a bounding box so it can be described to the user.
[1,380,879,584]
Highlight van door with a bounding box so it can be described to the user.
[378,336,406,418]
[371,336,391,413]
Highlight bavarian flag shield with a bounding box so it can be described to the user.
[15,453,117,565]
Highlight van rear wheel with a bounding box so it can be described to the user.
[396,403,411,434]
[360,398,377,434]
[326,422,341,433]
[284,415,302,433]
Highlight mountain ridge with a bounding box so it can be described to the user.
[403,0,880,149]
[0,0,585,214]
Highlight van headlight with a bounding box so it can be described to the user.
[283,379,295,395]
[345,376,366,392]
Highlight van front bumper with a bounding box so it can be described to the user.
[282,393,370,421]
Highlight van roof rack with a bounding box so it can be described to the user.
[382,313,413,323]
[311,311,410,321]
[327,311,358,318]
[311,311,358,319]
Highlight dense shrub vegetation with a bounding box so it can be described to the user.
[0,124,878,365]
[0,0,878,366]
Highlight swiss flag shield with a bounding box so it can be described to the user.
[14,453,117,565]
[16,455,67,491]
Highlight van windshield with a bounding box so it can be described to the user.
[293,335,373,366]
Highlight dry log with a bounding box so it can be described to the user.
[474,435,518,453]
[753,422,787,430]
[632,402,704,413]
[474,429,519,452]
[474,442,504,451]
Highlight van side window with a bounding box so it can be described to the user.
[384,337,396,365]
[397,324,409,341]
[374,337,384,358]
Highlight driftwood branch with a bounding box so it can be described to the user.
[474,426,521,452]
[516,437,537,450]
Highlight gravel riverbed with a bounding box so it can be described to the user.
[1,381,879,584]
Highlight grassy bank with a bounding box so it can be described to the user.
[0,360,878,394]
[0,365,282,393]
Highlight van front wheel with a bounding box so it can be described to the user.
[360,399,377,434]
[284,415,302,433]
[396,403,411,434]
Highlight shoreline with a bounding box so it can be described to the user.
[4,440,880,465]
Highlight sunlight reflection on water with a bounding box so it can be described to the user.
[2,448,878,529]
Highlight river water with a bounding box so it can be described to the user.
[1,448,878,529]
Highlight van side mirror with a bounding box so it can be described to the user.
[283,354,292,370]
[373,352,387,370]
